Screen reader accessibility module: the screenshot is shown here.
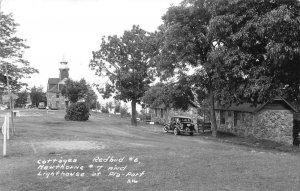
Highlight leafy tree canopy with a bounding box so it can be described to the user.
[61,78,89,103]
[154,0,300,136]
[0,12,38,93]
[84,85,98,108]
[15,90,29,107]
[142,78,194,111]
[30,86,46,107]
[89,25,158,125]
[154,0,220,136]
[209,0,300,104]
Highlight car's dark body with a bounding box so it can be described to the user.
[163,116,196,135]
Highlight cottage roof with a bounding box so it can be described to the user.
[255,96,298,113]
[150,103,166,109]
[215,103,261,113]
[47,84,59,93]
[215,96,298,113]
[58,78,68,85]
[48,78,60,85]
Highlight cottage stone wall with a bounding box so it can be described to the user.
[216,111,253,137]
[46,92,68,110]
[253,110,293,145]
[216,109,294,145]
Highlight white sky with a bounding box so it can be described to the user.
[1,0,182,95]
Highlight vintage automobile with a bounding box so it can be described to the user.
[38,102,46,109]
[163,116,196,136]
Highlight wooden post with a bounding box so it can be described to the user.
[5,63,14,136]
[3,115,7,156]
[10,94,14,135]
[6,115,9,140]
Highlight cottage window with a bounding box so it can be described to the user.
[160,109,163,118]
[228,111,232,117]
[155,108,158,117]
[220,110,225,124]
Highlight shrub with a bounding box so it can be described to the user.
[65,102,90,121]
[114,103,121,113]
[120,105,130,118]
[101,105,109,113]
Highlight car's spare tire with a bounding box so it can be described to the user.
[163,126,168,133]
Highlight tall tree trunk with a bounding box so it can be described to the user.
[298,54,300,110]
[209,88,217,137]
[131,99,137,126]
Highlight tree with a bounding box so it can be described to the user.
[0,12,38,92]
[65,102,90,121]
[15,90,29,108]
[120,104,130,118]
[155,0,221,136]
[61,78,89,103]
[114,100,121,113]
[89,25,157,126]
[84,85,98,109]
[142,83,167,107]
[101,103,109,113]
[107,101,114,112]
[209,0,300,106]
[142,79,194,111]
[30,86,46,107]
[90,100,100,110]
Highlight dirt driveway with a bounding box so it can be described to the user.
[0,110,300,191]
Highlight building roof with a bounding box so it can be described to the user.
[255,96,298,113]
[48,78,60,85]
[215,96,298,113]
[151,103,166,109]
[47,84,59,93]
[215,103,262,113]
[58,78,68,85]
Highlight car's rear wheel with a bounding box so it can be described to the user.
[174,128,179,136]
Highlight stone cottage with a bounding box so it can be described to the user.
[214,96,298,145]
[46,59,70,110]
[149,102,199,124]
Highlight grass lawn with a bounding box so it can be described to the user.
[0,109,300,191]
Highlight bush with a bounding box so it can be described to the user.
[120,105,130,118]
[114,103,121,113]
[65,102,90,121]
[101,105,109,113]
